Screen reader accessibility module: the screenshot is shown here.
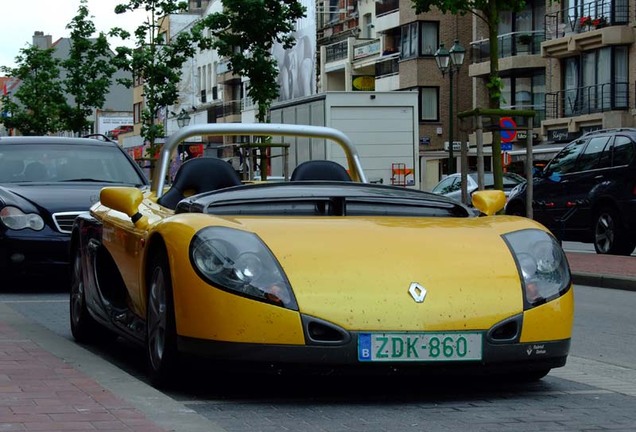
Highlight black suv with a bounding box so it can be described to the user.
[505,128,636,255]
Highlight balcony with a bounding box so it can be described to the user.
[545,82,629,120]
[215,99,243,122]
[542,0,631,57]
[469,31,545,77]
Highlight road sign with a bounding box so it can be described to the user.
[501,143,512,151]
[500,117,517,143]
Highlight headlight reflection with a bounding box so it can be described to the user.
[190,227,298,310]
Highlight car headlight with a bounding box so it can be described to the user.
[503,229,571,308]
[0,206,45,231]
[190,227,297,310]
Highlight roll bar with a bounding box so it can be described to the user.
[152,123,368,198]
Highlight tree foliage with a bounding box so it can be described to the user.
[410,0,527,190]
[63,0,119,134]
[0,47,66,136]
[113,0,203,156]
[195,0,306,122]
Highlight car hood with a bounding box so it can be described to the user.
[0,183,105,213]
[230,215,539,331]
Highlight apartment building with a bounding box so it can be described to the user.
[126,0,636,187]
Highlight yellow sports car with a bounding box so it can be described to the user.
[70,123,573,388]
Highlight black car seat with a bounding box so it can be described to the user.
[290,160,352,181]
[157,157,242,209]
[23,162,48,182]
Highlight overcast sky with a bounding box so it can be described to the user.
[1,0,147,70]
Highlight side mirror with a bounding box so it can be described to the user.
[471,190,506,216]
[100,187,148,228]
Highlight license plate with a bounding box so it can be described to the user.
[358,332,483,362]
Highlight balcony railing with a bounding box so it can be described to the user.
[544,0,629,40]
[325,40,349,63]
[545,82,629,119]
[471,31,544,63]
[215,99,243,118]
[375,54,399,78]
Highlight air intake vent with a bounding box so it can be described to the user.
[52,211,82,234]
[487,315,522,343]
[302,315,351,345]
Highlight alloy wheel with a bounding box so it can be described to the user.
[594,212,614,254]
[147,266,168,371]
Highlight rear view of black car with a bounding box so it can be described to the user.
[0,136,148,283]
[505,128,636,255]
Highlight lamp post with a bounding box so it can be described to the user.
[176,109,191,128]
[434,39,465,175]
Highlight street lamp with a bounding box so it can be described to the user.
[176,109,191,128]
[434,39,465,175]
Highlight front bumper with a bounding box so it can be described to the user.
[0,229,70,278]
[178,334,570,375]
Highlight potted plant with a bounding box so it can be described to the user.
[579,16,592,30]
[592,16,607,29]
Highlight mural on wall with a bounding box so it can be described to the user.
[273,0,316,101]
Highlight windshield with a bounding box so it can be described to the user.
[0,143,146,185]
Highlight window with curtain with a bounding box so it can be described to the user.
[420,22,438,56]
[420,87,439,121]
[400,22,439,59]
[563,46,628,115]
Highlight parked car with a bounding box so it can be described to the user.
[505,128,636,255]
[432,171,526,202]
[69,123,573,388]
[0,136,149,282]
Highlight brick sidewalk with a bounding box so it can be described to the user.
[566,252,636,278]
[0,321,168,432]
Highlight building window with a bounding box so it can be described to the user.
[562,46,628,116]
[501,72,546,123]
[400,22,439,59]
[133,102,142,124]
[420,87,439,121]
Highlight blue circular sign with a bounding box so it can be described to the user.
[500,117,517,143]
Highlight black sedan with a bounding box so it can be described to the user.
[0,136,148,282]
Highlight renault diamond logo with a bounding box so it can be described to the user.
[409,282,427,303]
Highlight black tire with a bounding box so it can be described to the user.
[69,245,114,344]
[593,207,635,255]
[146,248,179,388]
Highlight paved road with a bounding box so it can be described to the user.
[2,282,635,432]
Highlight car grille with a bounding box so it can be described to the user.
[52,212,83,234]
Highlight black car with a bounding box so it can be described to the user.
[505,128,636,255]
[0,136,149,282]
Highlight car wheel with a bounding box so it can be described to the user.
[146,249,178,388]
[69,246,113,343]
[593,207,635,255]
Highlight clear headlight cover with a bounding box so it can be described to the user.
[190,227,297,310]
[0,206,45,231]
[504,229,571,308]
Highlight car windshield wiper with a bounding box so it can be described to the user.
[60,178,127,183]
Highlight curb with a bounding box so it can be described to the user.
[0,303,227,432]
[571,273,636,292]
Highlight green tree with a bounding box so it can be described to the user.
[62,0,119,135]
[113,0,203,157]
[410,0,526,190]
[0,46,66,135]
[196,0,306,123]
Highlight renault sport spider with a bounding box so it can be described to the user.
[70,123,573,387]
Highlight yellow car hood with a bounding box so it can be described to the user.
[229,215,533,332]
